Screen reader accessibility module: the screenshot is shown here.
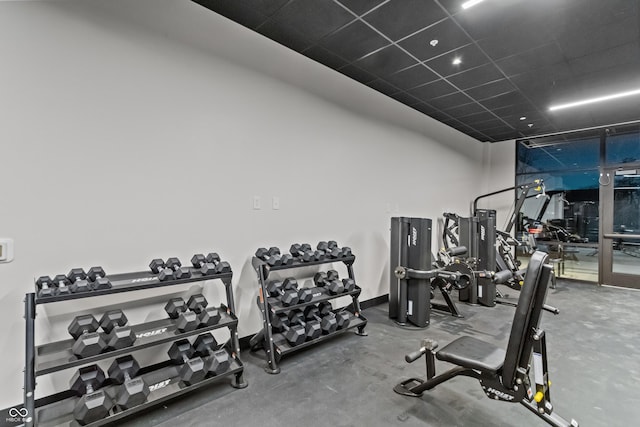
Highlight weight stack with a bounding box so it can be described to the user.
[476,210,497,307]
[457,216,479,304]
[390,217,432,327]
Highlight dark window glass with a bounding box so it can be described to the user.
[606,129,640,165]
[516,137,600,174]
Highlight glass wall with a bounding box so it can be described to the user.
[515,124,640,282]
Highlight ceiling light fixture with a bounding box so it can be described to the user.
[462,0,486,10]
[452,57,462,65]
[519,116,526,120]
[528,123,534,128]
[549,88,640,111]
[430,39,439,47]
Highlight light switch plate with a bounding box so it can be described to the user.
[0,238,14,263]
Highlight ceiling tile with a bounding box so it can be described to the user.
[473,119,513,133]
[267,0,355,41]
[409,79,457,101]
[363,0,448,41]
[460,111,498,125]
[446,63,504,90]
[194,0,269,29]
[367,79,401,96]
[413,102,438,115]
[338,64,377,83]
[480,91,529,110]
[441,101,487,118]
[385,64,439,90]
[258,20,313,51]
[398,18,473,61]
[337,0,387,16]
[567,42,640,78]
[238,0,290,17]
[495,42,566,77]
[390,91,423,106]
[428,91,472,110]
[464,79,514,101]
[303,45,350,69]
[557,14,639,60]
[320,20,389,61]
[424,43,489,77]
[354,45,417,77]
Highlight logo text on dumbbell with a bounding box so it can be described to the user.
[131,277,156,283]
[6,407,29,423]
[149,379,171,392]
[136,328,167,338]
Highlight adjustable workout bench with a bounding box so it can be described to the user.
[394,251,578,427]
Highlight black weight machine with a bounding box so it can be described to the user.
[393,251,577,427]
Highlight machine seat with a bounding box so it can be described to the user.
[436,336,505,374]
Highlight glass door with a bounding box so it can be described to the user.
[600,164,640,288]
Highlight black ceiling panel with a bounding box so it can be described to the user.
[320,20,389,61]
[265,0,355,42]
[336,0,386,16]
[354,45,417,77]
[196,0,640,142]
[362,0,448,42]
[385,64,439,90]
[398,18,473,62]
[424,43,489,77]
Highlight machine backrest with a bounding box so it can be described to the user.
[501,251,550,388]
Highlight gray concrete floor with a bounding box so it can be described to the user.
[118,280,640,427]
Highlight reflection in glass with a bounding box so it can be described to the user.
[612,173,640,275]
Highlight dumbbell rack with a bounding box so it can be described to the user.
[23,266,247,427]
[251,253,367,374]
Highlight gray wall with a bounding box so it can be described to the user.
[0,0,506,408]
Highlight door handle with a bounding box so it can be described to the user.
[603,233,640,239]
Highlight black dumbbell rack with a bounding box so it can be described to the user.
[23,266,247,427]
[251,253,367,374]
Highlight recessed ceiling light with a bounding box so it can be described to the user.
[528,123,533,128]
[430,39,439,47]
[519,116,526,120]
[549,87,640,111]
[462,0,486,10]
[452,57,462,65]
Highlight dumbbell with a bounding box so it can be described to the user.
[35,276,56,298]
[265,280,299,306]
[342,278,356,292]
[327,310,351,329]
[68,314,107,358]
[53,274,72,295]
[289,243,314,262]
[108,355,149,409]
[192,333,230,376]
[205,252,233,273]
[340,246,353,257]
[313,271,344,294]
[99,310,136,350]
[166,257,192,279]
[317,241,341,258]
[260,248,294,266]
[70,365,113,425]
[255,247,283,266]
[149,258,174,281]
[282,277,313,303]
[168,339,207,385]
[87,266,112,290]
[288,310,322,341]
[190,254,217,276]
[67,268,91,293]
[187,294,221,327]
[269,313,305,346]
[302,306,338,334]
[165,297,199,332]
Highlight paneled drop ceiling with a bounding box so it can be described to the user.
[193,0,640,142]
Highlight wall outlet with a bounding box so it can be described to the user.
[253,196,261,210]
[272,196,280,210]
[0,238,14,263]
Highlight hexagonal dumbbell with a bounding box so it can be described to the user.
[255,247,283,266]
[68,314,107,358]
[205,252,233,273]
[35,276,56,298]
[282,277,313,303]
[99,310,136,350]
[313,270,344,294]
[165,257,192,280]
[265,280,298,306]
[269,312,305,346]
[67,268,91,293]
[168,339,206,385]
[165,297,198,332]
[317,241,341,258]
[190,333,230,375]
[288,309,321,341]
[149,258,174,281]
[317,301,333,316]
[193,333,218,357]
[190,253,224,276]
[342,278,356,292]
[70,365,113,425]
[187,294,221,327]
[289,243,314,262]
[108,355,149,410]
[87,266,112,290]
[53,274,72,295]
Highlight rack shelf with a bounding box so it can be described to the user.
[34,351,244,427]
[36,309,237,376]
[24,258,246,427]
[251,246,367,374]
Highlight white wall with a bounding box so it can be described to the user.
[0,0,489,408]
[479,140,517,230]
